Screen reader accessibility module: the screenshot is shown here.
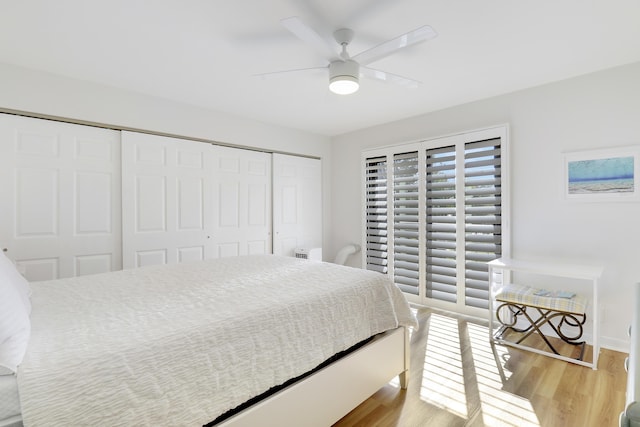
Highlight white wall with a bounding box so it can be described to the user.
[0,62,333,258]
[330,61,640,351]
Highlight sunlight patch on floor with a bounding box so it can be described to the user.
[388,376,401,388]
[467,322,540,427]
[420,313,468,418]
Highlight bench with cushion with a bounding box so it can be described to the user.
[494,284,588,360]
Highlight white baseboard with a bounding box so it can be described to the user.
[600,336,630,353]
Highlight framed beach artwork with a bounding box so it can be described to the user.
[563,145,640,202]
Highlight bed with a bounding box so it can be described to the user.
[0,253,416,427]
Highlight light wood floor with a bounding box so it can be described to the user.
[333,306,627,427]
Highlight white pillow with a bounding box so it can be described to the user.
[0,251,31,314]
[0,270,30,375]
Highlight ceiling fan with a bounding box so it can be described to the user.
[257,16,438,95]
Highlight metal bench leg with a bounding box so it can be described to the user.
[495,302,587,360]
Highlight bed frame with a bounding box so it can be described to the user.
[218,326,410,427]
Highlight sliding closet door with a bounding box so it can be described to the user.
[121,131,214,268]
[0,113,122,280]
[272,153,322,257]
[211,145,272,257]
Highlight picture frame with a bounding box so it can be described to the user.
[563,145,640,202]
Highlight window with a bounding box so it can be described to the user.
[362,126,509,315]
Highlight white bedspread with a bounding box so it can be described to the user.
[17,255,416,426]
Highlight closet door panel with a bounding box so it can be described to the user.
[136,249,168,267]
[17,258,59,282]
[75,171,113,234]
[123,134,273,266]
[121,131,213,268]
[178,177,204,230]
[0,113,121,280]
[218,182,240,227]
[211,146,272,257]
[135,175,167,232]
[178,246,203,263]
[75,254,113,276]
[16,168,59,236]
[272,154,322,258]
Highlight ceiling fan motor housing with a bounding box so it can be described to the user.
[329,60,360,94]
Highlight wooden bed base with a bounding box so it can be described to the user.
[218,326,410,427]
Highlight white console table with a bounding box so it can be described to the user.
[487,257,603,369]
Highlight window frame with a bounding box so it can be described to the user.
[361,125,510,317]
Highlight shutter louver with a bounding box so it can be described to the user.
[425,146,457,302]
[365,156,388,273]
[464,138,502,309]
[393,152,420,294]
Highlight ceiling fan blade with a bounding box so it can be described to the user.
[253,66,326,80]
[360,66,421,88]
[353,25,437,66]
[281,16,339,62]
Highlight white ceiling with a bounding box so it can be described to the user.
[1,0,640,137]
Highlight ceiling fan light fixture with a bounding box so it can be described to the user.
[329,75,359,95]
[329,60,359,95]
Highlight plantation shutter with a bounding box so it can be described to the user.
[425,146,457,302]
[464,138,502,309]
[362,126,507,313]
[364,156,389,273]
[393,151,420,294]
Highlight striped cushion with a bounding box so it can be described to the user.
[496,284,587,314]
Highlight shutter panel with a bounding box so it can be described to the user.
[393,152,419,294]
[425,146,457,302]
[365,156,388,273]
[464,138,502,309]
